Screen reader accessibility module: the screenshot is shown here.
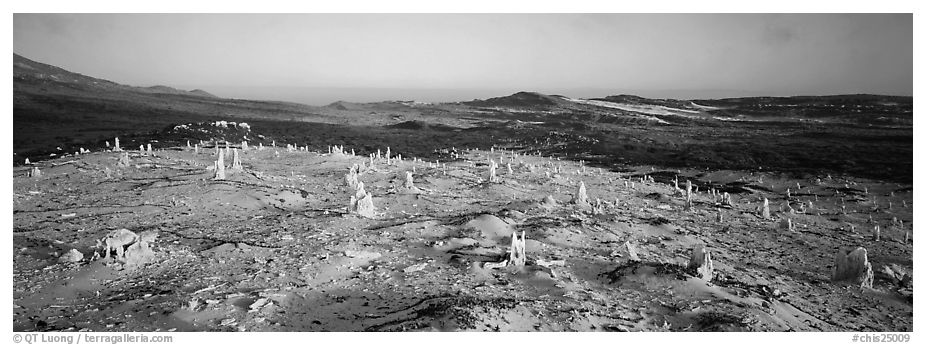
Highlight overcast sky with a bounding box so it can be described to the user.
[13,13,912,104]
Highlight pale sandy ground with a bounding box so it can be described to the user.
[12,142,912,332]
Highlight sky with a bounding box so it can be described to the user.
[13,13,913,105]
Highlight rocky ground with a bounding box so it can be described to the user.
[12,141,913,332]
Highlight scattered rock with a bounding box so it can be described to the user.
[214,154,226,180]
[188,298,203,312]
[231,148,242,170]
[345,165,360,188]
[58,248,84,263]
[624,241,640,261]
[540,195,558,208]
[572,181,589,206]
[688,245,714,281]
[249,298,270,312]
[720,192,733,206]
[101,229,140,260]
[488,160,499,183]
[484,260,508,270]
[592,198,605,214]
[760,198,771,219]
[536,259,565,268]
[118,152,130,167]
[123,231,158,267]
[349,182,376,218]
[832,247,874,289]
[401,171,421,194]
[404,262,428,273]
[508,231,526,267]
[880,264,911,287]
[344,250,382,260]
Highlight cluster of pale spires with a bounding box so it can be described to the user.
[24,134,903,291]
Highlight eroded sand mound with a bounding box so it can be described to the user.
[465,214,515,241]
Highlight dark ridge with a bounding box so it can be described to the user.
[385,120,458,131]
[464,91,561,107]
[594,94,649,103]
[14,54,218,99]
[326,101,350,110]
[189,89,217,98]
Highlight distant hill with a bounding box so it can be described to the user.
[13,53,333,159]
[190,89,217,98]
[699,94,913,104]
[463,91,566,108]
[325,101,351,111]
[140,85,217,98]
[594,94,650,103]
[12,53,912,180]
[457,89,911,127]
[692,94,913,121]
[14,54,218,98]
[12,53,325,117]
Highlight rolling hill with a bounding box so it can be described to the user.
[13,54,341,159]
[12,54,913,183]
